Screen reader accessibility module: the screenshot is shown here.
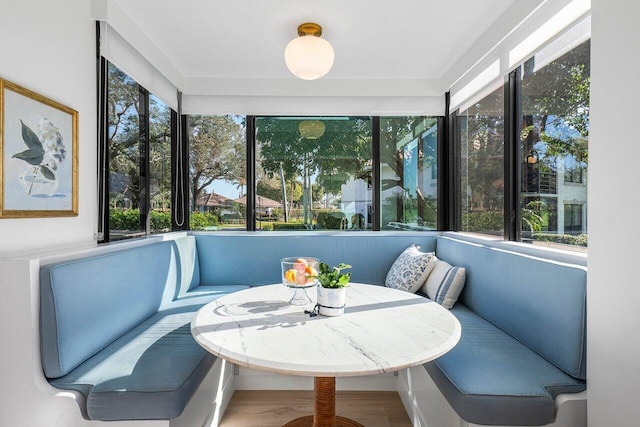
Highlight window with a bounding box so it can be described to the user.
[380,117,438,230]
[107,63,143,240]
[564,203,584,235]
[187,115,246,231]
[149,95,172,234]
[104,62,175,241]
[255,117,372,231]
[520,29,589,247]
[457,85,505,236]
[564,153,584,183]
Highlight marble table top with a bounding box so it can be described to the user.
[191,283,461,377]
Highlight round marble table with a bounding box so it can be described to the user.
[191,283,461,427]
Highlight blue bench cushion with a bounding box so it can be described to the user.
[50,302,215,421]
[435,236,587,380]
[171,236,201,295]
[195,233,438,287]
[182,285,251,299]
[425,304,586,426]
[40,242,177,378]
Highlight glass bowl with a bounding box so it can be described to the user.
[281,257,320,305]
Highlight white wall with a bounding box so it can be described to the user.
[588,1,640,425]
[0,0,97,257]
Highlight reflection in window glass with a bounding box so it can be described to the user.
[380,117,438,230]
[458,86,505,236]
[255,117,372,231]
[107,62,142,240]
[149,95,172,234]
[521,35,589,249]
[187,115,246,231]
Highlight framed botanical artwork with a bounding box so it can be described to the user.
[0,79,78,218]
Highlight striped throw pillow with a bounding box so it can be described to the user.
[421,259,466,309]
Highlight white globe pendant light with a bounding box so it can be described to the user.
[285,23,334,80]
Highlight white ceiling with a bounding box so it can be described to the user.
[101,0,561,114]
[113,0,520,81]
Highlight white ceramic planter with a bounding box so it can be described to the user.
[317,286,347,316]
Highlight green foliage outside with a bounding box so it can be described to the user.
[110,209,141,231]
[463,210,587,247]
[462,211,504,233]
[532,233,588,247]
[220,212,242,223]
[107,64,172,215]
[188,115,246,211]
[189,212,219,230]
[110,209,220,233]
[260,221,307,231]
[110,209,171,233]
[150,211,171,231]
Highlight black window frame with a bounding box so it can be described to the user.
[97,58,179,243]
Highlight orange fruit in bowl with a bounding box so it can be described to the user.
[285,269,297,283]
[295,271,307,285]
[293,260,307,272]
[305,266,318,283]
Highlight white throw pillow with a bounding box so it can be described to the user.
[385,245,436,293]
[421,258,466,309]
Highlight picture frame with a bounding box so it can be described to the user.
[0,79,78,218]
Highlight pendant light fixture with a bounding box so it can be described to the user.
[298,120,326,139]
[285,23,334,80]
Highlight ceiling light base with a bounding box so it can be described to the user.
[298,23,322,37]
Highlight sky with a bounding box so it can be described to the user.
[208,179,243,200]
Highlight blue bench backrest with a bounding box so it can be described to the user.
[170,236,201,297]
[40,241,177,378]
[194,233,438,287]
[435,236,587,380]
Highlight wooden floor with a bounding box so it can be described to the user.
[219,390,413,427]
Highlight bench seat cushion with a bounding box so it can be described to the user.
[50,301,216,421]
[182,284,251,298]
[425,304,586,426]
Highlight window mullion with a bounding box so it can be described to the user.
[371,116,381,231]
[504,68,522,241]
[139,87,150,235]
[246,116,256,231]
[97,55,110,242]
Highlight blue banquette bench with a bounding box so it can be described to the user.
[39,232,586,425]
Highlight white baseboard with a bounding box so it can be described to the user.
[235,367,397,391]
[172,358,235,427]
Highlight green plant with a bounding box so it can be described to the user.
[316,263,352,288]
[150,210,171,231]
[262,221,308,231]
[189,212,219,230]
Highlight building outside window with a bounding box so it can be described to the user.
[380,117,438,230]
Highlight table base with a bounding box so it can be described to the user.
[283,415,364,427]
[282,377,364,427]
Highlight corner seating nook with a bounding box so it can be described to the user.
[39,232,586,426]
